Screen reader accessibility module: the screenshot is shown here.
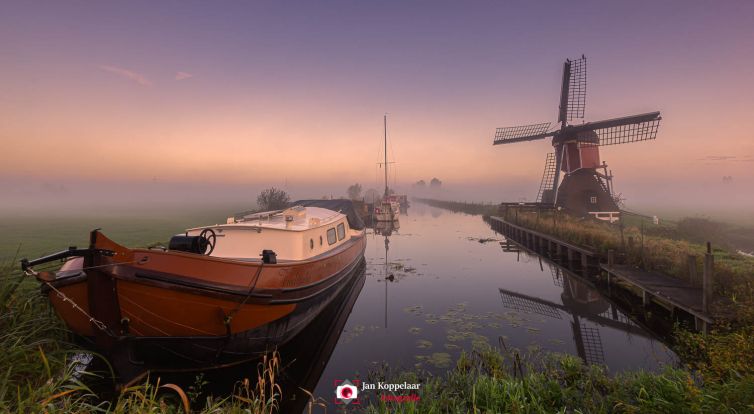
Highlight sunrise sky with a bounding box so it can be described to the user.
[1,1,753,213]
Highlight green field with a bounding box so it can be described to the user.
[0,208,240,262]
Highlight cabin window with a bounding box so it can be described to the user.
[337,223,346,240]
[319,235,323,245]
[327,228,337,245]
[310,238,314,250]
[589,196,597,204]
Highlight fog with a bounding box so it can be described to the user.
[2,173,752,225]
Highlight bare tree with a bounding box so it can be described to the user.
[346,183,363,200]
[363,188,380,204]
[257,187,290,211]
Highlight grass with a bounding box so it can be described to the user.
[361,346,754,413]
[414,198,500,216]
[498,207,754,317]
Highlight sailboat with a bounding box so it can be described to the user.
[374,114,400,222]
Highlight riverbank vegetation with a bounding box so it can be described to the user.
[414,198,500,216]
[495,206,754,319]
[364,346,754,413]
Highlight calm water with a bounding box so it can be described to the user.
[278,203,675,410]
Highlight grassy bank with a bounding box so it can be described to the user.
[414,198,499,216]
[363,346,754,413]
[496,207,754,316]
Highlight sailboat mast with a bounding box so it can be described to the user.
[384,114,388,198]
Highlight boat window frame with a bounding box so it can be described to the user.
[327,228,337,245]
[319,235,323,245]
[310,238,314,250]
[337,222,346,240]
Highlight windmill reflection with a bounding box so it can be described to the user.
[499,262,651,366]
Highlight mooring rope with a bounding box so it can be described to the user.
[223,262,265,330]
[40,279,116,337]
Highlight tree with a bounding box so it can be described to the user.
[363,188,380,204]
[430,178,442,188]
[346,183,363,200]
[413,180,427,189]
[257,187,290,211]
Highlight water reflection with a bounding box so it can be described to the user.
[499,265,655,366]
[150,260,366,413]
[495,233,675,371]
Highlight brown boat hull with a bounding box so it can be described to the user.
[42,229,366,369]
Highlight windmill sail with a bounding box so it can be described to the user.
[558,55,587,124]
[536,153,557,203]
[493,122,553,145]
[573,112,661,146]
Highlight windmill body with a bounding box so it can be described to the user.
[493,56,661,221]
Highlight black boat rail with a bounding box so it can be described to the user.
[20,247,115,274]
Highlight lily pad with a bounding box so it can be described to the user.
[426,353,452,368]
[416,339,433,349]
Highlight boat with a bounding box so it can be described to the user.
[20,199,366,380]
[375,114,400,222]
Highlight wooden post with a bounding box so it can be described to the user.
[607,249,615,287]
[556,243,562,258]
[567,248,574,262]
[640,221,645,268]
[642,290,649,307]
[552,211,556,233]
[687,255,697,286]
[703,243,714,314]
[581,252,588,269]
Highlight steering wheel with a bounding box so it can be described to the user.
[199,228,216,255]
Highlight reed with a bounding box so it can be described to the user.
[362,346,754,414]
[503,207,754,315]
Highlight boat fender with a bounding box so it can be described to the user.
[261,249,277,264]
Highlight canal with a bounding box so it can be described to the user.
[270,202,676,410]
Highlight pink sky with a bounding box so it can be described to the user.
[1,1,753,211]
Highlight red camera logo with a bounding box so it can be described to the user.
[334,379,360,405]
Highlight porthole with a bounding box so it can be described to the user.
[319,235,323,245]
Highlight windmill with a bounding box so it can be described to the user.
[493,56,661,221]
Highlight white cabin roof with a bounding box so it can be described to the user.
[186,206,345,233]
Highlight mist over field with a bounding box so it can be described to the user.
[2,173,752,225]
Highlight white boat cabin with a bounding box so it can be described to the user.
[184,206,357,261]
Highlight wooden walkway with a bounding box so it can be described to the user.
[601,264,712,324]
[489,216,715,331]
